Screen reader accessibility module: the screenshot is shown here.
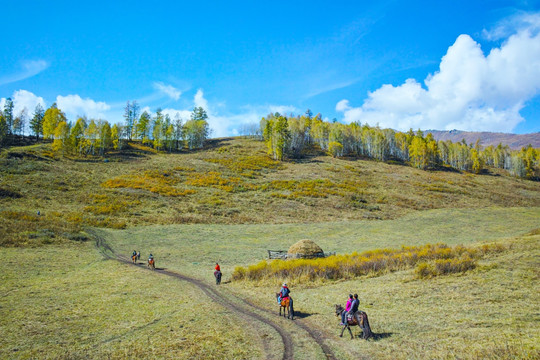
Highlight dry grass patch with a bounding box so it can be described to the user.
[102,170,196,197]
[232,243,505,283]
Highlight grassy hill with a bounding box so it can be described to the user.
[1,137,538,246]
[1,137,539,359]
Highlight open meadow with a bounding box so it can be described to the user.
[1,139,539,359]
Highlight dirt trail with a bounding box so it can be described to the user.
[92,231,336,360]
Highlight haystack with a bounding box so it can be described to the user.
[287,239,324,259]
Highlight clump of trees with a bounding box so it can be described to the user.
[260,111,539,179]
[0,99,211,155]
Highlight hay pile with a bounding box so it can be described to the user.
[287,239,324,259]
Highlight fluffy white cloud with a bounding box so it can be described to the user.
[56,94,111,120]
[0,90,46,117]
[337,14,540,132]
[152,82,181,101]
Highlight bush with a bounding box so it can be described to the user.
[233,242,503,283]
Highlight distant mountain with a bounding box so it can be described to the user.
[425,130,540,149]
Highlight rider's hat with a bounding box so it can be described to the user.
[282,283,287,287]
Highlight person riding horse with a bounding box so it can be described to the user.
[214,263,222,285]
[341,294,353,325]
[277,283,290,304]
[335,293,373,339]
[148,253,155,269]
[276,283,294,319]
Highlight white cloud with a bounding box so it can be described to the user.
[56,94,111,120]
[194,89,208,110]
[0,60,50,86]
[268,105,297,115]
[337,14,540,133]
[483,12,540,41]
[0,90,46,116]
[152,82,181,101]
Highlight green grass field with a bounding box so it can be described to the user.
[1,139,539,359]
[102,208,539,359]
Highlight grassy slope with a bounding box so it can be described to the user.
[0,242,264,359]
[103,207,540,281]
[1,138,539,246]
[104,221,540,360]
[1,138,539,359]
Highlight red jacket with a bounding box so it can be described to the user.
[215,264,221,271]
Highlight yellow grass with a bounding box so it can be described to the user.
[232,243,504,283]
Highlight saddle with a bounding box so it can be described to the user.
[148,259,154,265]
[346,314,358,325]
[280,297,290,307]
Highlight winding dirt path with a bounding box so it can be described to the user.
[92,231,337,360]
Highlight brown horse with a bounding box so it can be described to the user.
[148,258,155,270]
[276,293,294,319]
[132,254,137,264]
[335,304,372,339]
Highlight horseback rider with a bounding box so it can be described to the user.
[341,294,354,325]
[277,283,290,304]
[347,293,361,326]
[148,253,154,262]
[214,263,222,285]
[132,250,137,258]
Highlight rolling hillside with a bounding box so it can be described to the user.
[1,137,539,246]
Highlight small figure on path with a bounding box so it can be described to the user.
[214,263,222,285]
[148,253,155,269]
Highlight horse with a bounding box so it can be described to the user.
[214,270,222,285]
[148,258,155,270]
[131,254,137,264]
[276,293,294,319]
[335,304,372,339]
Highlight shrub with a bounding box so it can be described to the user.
[416,256,477,278]
[102,170,195,197]
[233,242,503,283]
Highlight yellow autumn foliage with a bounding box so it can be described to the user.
[232,243,505,283]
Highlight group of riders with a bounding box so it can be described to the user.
[128,252,370,337]
[132,250,154,267]
[131,251,221,283]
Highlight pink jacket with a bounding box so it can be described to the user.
[345,298,353,312]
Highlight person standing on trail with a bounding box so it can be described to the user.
[341,294,354,325]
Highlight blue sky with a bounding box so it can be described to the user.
[1,1,540,136]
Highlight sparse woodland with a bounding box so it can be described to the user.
[261,110,540,179]
[0,98,210,155]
